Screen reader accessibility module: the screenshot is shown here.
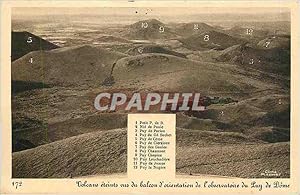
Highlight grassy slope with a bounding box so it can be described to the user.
[13,129,127,178]
[176,128,289,178]
[13,128,289,178]
[113,53,281,96]
[11,45,127,86]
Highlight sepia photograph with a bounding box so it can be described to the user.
[11,6,290,179]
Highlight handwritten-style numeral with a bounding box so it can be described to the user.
[159,26,164,33]
[137,47,143,54]
[265,41,271,48]
[204,34,209,41]
[246,28,253,35]
[141,22,148,29]
[27,37,32,43]
[194,24,199,30]
[249,58,254,65]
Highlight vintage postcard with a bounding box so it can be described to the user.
[0,0,299,194]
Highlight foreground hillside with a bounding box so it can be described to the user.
[12,128,289,178]
[177,128,290,178]
[13,129,127,178]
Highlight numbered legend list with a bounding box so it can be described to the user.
[128,114,176,178]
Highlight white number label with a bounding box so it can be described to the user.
[204,34,209,41]
[27,37,32,43]
[246,28,253,35]
[159,26,164,33]
[194,24,199,30]
[249,58,254,64]
[265,41,271,47]
[29,57,33,64]
[137,47,143,54]
[141,22,148,28]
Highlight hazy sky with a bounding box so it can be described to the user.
[13,7,290,16]
[12,7,290,23]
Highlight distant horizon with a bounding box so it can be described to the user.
[12,7,290,23]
